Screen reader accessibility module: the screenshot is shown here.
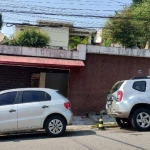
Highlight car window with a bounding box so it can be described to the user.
[46,93,51,100]
[22,91,51,103]
[0,92,17,106]
[133,81,146,92]
[109,81,124,93]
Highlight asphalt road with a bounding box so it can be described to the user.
[0,127,149,150]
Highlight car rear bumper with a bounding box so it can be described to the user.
[106,105,129,118]
[107,112,129,118]
[63,110,73,125]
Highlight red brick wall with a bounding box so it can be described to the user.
[68,54,150,115]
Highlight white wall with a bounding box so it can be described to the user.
[41,27,69,50]
[0,45,86,60]
[77,44,150,58]
[94,28,102,43]
[15,26,69,50]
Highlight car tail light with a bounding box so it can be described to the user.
[64,102,71,109]
[117,91,123,101]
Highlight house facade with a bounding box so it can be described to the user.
[0,45,85,97]
[15,21,102,50]
[0,45,150,115]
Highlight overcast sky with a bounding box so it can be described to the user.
[0,0,132,37]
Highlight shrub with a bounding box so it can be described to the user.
[9,27,50,48]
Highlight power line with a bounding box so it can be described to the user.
[0,9,134,19]
[0,0,131,14]
[1,9,150,21]
[3,13,105,28]
[0,0,128,7]
[3,21,146,30]
[0,5,123,13]
[0,0,132,29]
[3,21,102,29]
[0,0,127,4]
[0,2,128,12]
[1,9,110,18]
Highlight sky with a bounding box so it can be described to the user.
[0,0,132,37]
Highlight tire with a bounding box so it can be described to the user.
[131,108,150,131]
[45,116,66,137]
[116,118,132,128]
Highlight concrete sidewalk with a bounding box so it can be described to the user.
[89,114,116,124]
[72,115,117,126]
[72,116,94,125]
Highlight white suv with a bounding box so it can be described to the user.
[106,76,150,131]
[0,88,73,137]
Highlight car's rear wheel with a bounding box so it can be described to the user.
[131,108,150,131]
[116,118,132,128]
[45,116,66,137]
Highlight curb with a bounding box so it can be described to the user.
[88,115,118,128]
[104,124,118,128]
[67,125,92,130]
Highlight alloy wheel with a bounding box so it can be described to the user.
[136,112,150,128]
[49,119,63,134]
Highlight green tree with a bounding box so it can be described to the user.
[103,8,140,48]
[69,36,89,50]
[132,0,142,4]
[131,0,150,48]
[0,14,3,30]
[102,39,111,47]
[103,0,150,49]
[9,27,50,48]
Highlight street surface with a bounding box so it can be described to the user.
[0,127,149,150]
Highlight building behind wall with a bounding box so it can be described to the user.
[0,45,85,112]
[15,20,102,50]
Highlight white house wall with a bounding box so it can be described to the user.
[41,27,69,50]
[94,28,102,43]
[15,26,69,50]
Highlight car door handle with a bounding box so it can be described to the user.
[9,109,16,113]
[42,105,49,109]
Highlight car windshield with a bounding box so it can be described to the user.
[109,81,124,93]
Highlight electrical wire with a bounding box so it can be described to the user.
[0,0,139,34]
[1,9,150,21]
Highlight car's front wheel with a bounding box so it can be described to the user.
[131,108,150,131]
[45,116,66,137]
[116,118,132,128]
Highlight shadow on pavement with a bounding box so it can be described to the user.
[0,130,96,142]
[64,130,96,137]
[112,126,150,133]
[118,127,136,132]
[0,131,48,142]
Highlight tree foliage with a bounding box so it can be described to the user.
[103,8,140,48]
[131,0,150,48]
[69,36,89,50]
[132,0,142,4]
[0,14,3,30]
[103,0,150,48]
[9,27,50,48]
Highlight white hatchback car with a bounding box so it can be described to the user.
[0,88,73,137]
